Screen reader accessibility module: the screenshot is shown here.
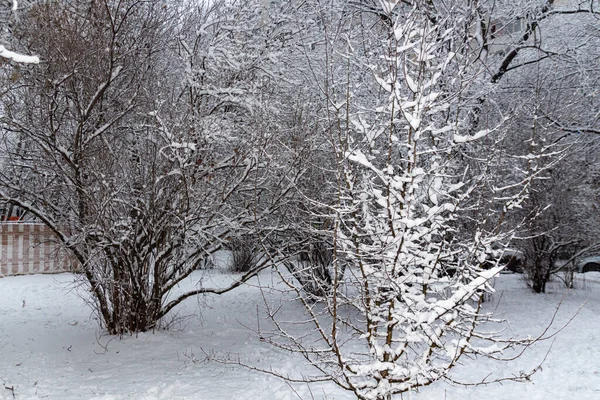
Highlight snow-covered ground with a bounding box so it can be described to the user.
[1,269,599,400]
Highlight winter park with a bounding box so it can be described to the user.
[1,0,600,399]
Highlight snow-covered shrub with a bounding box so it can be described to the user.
[0,0,301,334]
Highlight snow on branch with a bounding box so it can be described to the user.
[0,45,39,64]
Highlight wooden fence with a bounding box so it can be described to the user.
[0,223,75,277]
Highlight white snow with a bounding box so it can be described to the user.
[453,129,489,144]
[0,46,39,64]
[0,271,599,399]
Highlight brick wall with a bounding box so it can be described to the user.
[0,223,75,277]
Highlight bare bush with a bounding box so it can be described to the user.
[230,237,261,273]
[284,241,337,300]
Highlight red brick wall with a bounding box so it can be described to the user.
[0,223,75,277]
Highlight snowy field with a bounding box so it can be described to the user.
[1,269,599,400]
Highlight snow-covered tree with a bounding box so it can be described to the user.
[258,1,559,397]
[486,0,600,292]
